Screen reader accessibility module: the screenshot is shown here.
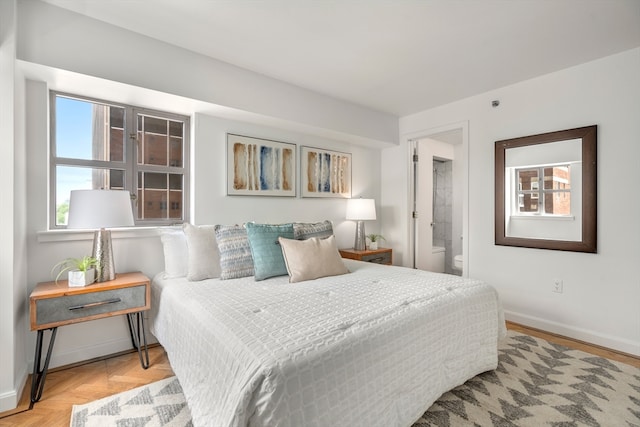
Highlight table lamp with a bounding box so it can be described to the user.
[67,189,135,282]
[346,198,376,251]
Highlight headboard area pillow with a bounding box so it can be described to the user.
[160,228,189,279]
[293,220,333,240]
[279,235,349,283]
[246,222,295,281]
[214,224,255,280]
[183,223,221,281]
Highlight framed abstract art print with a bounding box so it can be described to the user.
[226,134,296,197]
[300,146,351,198]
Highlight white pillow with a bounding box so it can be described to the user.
[183,223,221,281]
[278,235,349,283]
[160,229,188,278]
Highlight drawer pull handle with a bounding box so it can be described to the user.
[68,298,121,311]
[369,257,385,263]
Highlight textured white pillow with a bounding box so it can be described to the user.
[278,235,349,283]
[183,223,221,281]
[160,229,188,278]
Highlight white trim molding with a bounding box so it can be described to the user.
[504,310,640,357]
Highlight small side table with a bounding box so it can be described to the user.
[29,272,151,408]
[339,247,392,265]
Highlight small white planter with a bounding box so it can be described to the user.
[369,241,379,250]
[68,268,96,287]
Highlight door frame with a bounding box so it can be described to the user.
[406,121,469,276]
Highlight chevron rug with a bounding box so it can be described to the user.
[70,331,640,427]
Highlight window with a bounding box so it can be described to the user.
[514,165,571,215]
[51,92,190,228]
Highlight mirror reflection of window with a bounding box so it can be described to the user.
[515,165,571,215]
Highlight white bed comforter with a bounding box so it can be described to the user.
[150,260,505,427]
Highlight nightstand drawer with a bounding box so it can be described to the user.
[361,251,392,264]
[35,285,147,328]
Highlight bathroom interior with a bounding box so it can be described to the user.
[432,158,462,276]
[412,128,464,276]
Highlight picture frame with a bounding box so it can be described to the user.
[226,134,296,197]
[300,146,351,198]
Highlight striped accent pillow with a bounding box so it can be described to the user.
[293,220,333,240]
[214,224,254,280]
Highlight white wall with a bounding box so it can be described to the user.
[383,48,640,355]
[0,0,19,412]
[0,0,29,412]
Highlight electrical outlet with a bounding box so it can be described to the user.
[553,279,563,293]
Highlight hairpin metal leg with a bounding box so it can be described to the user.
[127,312,149,369]
[29,328,57,409]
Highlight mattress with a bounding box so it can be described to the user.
[150,259,505,427]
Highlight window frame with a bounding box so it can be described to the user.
[49,91,190,229]
[513,164,571,216]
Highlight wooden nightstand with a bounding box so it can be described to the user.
[29,272,151,407]
[339,247,392,265]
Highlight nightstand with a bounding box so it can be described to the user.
[28,272,151,408]
[339,247,392,265]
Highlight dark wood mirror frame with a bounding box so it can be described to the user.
[495,125,597,252]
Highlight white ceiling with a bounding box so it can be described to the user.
[41,0,640,117]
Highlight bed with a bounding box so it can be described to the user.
[150,256,505,427]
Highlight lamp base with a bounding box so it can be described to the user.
[92,228,116,282]
[354,220,366,251]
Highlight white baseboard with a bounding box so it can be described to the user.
[504,310,640,357]
[0,364,27,413]
[0,390,18,413]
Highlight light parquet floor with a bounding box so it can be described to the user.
[0,345,173,427]
[1,323,637,426]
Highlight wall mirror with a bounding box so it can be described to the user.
[495,125,597,252]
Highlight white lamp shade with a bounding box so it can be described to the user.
[67,190,135,229]
[346,198,376,221]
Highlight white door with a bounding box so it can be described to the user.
[413,136,457,272]
[413,141,434,271]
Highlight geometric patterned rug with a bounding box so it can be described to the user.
[416,331,640,427]
[70,331,640,427]
[69,376,191,427]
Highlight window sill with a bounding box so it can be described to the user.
[509,215,575,221]
[37,226,181,243]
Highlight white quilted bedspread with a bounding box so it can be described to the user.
[150,260,505,427]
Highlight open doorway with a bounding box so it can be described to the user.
[410,122,468,276]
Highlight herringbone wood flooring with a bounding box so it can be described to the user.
[0,323,637,426]
[0,346,173,427]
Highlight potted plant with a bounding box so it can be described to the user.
[366,234,386,250]
[51,255,99,287]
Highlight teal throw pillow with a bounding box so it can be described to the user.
[246,222,294,281]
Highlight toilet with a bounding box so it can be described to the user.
[431,246,445,273]
[453,254,463,272]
